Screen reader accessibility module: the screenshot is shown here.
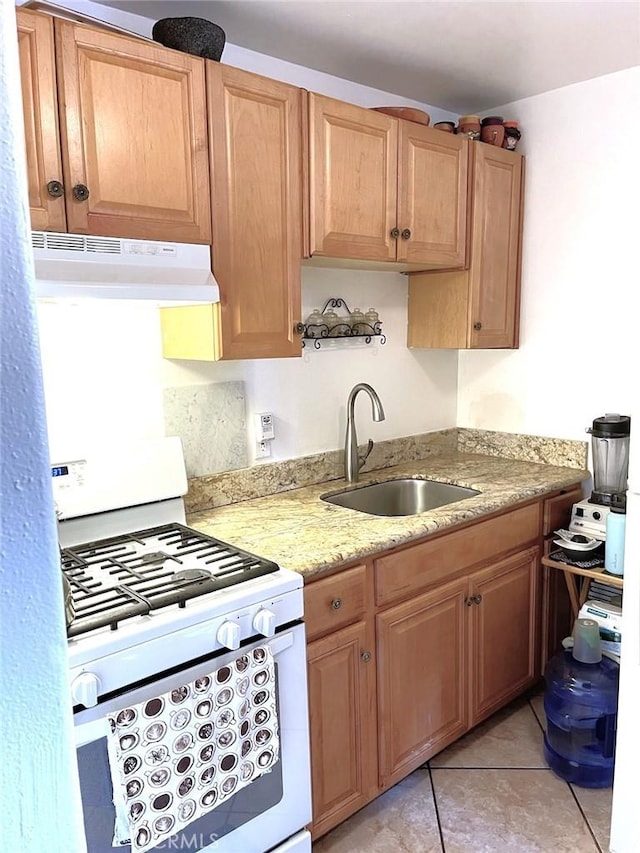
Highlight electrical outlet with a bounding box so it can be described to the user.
[256,440,271,459]
[255,412,275,441]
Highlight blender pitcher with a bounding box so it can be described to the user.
[588,414,631,508]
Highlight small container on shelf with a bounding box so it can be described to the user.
[481,116,505,147]
[433,121,456,133]
[323,308,341,336]
[336,310,352,336]
[364,307,380,331]
[304,308,325,338]
[349,307,366,334]
[457,115,481,140]
[502,120,521,151]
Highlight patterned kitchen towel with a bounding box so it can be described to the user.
[106,645,279,853]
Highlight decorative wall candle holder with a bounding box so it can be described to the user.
[296,298,386,349]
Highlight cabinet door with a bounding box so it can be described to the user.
[468,145,524,348]
[54,20,211,243]
[376,578,468,789]
[309,94,397,261]
[208,64,302,359]
[17,9,66,232]
[397,123,468,266]
[469,546,539,726]
[307,620,378,840]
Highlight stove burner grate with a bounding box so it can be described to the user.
[61,523,279,637]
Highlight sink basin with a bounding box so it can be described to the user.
[322,478,480,517]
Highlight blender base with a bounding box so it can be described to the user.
[569,499,610,540]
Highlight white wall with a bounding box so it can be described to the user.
[458,67,640,443]
[28,0,457,121]
[38,268,458,463]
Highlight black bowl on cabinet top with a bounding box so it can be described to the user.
[152,17,226,61]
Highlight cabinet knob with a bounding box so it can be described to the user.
[331,597,343,611]
[361,651,372,663]
[473,594,483,605]
[400,228,411,240]
[390,228,400,239]
[473,322,482,331]
[465,597,474,607]
[47,179,64,198]
[72,183,90,202]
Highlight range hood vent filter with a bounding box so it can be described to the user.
[31,230,219,303]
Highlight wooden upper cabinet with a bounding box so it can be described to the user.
[17,9,66,232]
[468,144,524,348]
[309,94,397,261]
[397,121,467,266]
[308,93,468,267]
[407,143,524,349]
[207,63,303,359]
[53,20,211,242]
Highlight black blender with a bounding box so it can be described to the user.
[569,414,631,540]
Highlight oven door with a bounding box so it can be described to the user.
[74,623,311,853]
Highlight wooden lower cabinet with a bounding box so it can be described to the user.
[469,547,539,726]
[306,619,378,840]
[377,577,468,788]
[306,507,548,839]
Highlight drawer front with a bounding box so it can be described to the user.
[543,486,583,537]
[375,502,541,607]
[304,564,368,642]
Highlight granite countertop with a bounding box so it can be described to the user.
[187,451,588,580]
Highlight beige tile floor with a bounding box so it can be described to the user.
[313,689,613,853]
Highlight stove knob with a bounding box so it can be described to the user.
[71,672,101,708]
[253,608,277,638]
[217,620,241,651]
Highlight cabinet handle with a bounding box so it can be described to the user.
[47,180,64,198]
[473,322,482,331]
[72,183,90,202]
[390,228,400,239]
[361,651,372,663]
[331,598,343,611]
[465,597,474,607]
[400,228,411,240]
[473,594,483,605]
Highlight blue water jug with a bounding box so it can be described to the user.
[543,647,619,787]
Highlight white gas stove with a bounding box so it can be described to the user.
[54,438,311,853]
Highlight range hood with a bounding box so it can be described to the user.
[32,231,220,302]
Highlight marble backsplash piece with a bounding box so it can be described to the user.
[457,428,588,469]
[164,381,247,478]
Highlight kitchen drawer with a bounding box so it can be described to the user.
[375,502,541,607]
[304,564,368,642]
[543,486,583,537]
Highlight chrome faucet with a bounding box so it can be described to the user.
[344,383,385,483]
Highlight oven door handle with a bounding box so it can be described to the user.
[266,631,294,657]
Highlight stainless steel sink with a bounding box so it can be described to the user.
[322,478,480,517]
